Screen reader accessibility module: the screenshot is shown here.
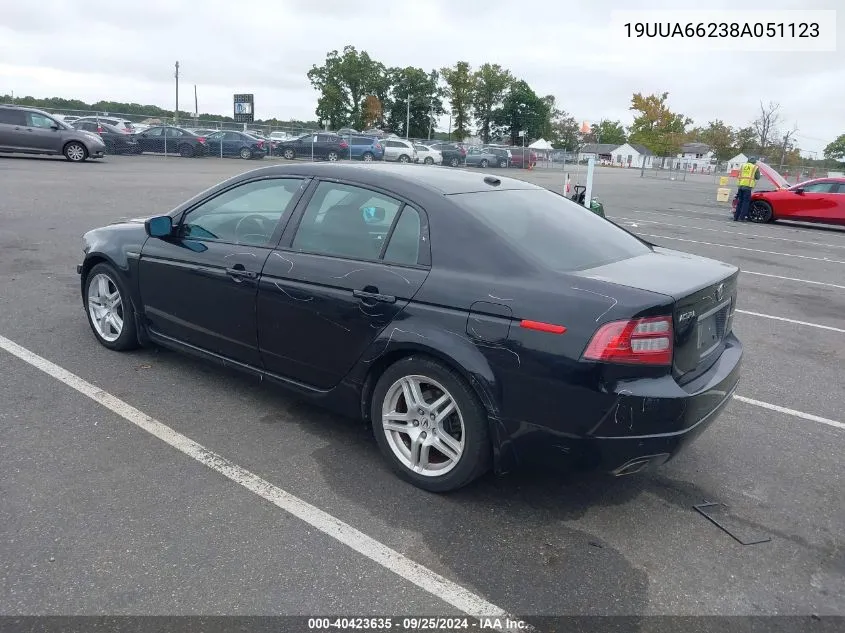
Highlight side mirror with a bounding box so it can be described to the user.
[793,187,804,195]
[51,124,60,130]
[145,215,173,238]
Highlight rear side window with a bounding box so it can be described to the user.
[452,189,651,272]
[0,109,25,125]
[383,207,422,266]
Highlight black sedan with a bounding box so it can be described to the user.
[135,125,207,157]
[76,163,742,492]
[72,120,139,155]
[205,130,267,159]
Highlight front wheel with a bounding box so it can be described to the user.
[327,151,339,161]
[749,200,773,223]
[239,147,252,160]
[64,141,87,162]
[283,148,296,160]
[480,159,488,168]
[499,159,508,168]
[449,157,459,167]
[371,356,491,492]
[83,263,138,351]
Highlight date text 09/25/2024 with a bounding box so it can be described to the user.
[307,617,530,631]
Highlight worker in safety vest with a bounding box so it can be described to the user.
[734,157,761,221]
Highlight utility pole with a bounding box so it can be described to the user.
[428,97,433,140]
[779,125,798,171]
[174,61,180,126]
[406,92,411,139]
[194,84,198,119]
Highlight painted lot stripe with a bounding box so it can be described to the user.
[0,334,514,624]
[613,215,845,250]
[733,396,845,431]
[740,270,845,291]
[638,233,845,265]
[615,208,845,248]
[735,310,845,333]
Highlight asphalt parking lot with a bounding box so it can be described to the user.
[1,154,843,624]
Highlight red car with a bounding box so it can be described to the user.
[749,177,845,226]
[508,147,537,169]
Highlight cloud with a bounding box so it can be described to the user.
[1,0,842,153]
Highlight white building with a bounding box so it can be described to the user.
[609,143,654,168]
[678,142,715,171]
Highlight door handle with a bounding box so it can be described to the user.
[226,265,258,281]
[353,288,396,304]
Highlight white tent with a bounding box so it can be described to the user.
[528,138,553,150]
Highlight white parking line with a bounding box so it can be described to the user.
[0,334,513,624]
[613,215,845,250]
[740,271,845,291]
[638,233,845,265]
[733,396,845,431]
[735,310,845,333]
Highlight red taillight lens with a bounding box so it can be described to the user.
[97,126,103,133]
[340,141,348,148]
[198,137,206,144]
[257,140,264,148]
[375,143,382,150]
[583,316,673,366]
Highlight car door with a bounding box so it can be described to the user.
[138,177,308,366]
[786,181,838,221]
[138,127,164,153]
[257,180,431,389]
[0,108,30,150]
[21,111,62,152]
[163,127,184,153]
[205,131,224,156]
[223,131,243,156]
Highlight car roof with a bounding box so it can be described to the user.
[228,162,541,195]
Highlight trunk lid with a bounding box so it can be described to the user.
[574,247,739,378]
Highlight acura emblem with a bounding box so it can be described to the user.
[716,283,724,301]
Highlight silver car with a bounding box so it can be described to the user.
[381,138,418,163]
[0,105,106,162]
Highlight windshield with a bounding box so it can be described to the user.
[452,188,651,272]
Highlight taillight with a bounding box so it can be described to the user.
[97,126,103,133]
[198,137,206,144]
[582,316,673,366]
[340,141,348,148]
[375,143,382,150]
[257,140,264,148]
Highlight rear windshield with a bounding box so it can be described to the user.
[452,188,651,272]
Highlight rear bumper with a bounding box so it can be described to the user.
[504,335,742,475]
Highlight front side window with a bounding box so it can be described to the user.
[292,182,402,260]
[27,113,56,128]
[180,178,304,246]
[145,127,163,137]
[800,182,835,193]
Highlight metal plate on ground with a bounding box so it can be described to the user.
[694,502,772,545]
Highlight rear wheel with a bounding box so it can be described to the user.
[499,159,508,168]
[398,154,410,163]
[362,152,374,162]
[239,147,252,160]
[371,356,491,492]
[480,159,488,168]
[424,157,434,165]
[283,148,296,160]
[179,143,194,158]
[449,157,458,167]
[64,142,87,162]
[748,200,773,223]
[327,150,339,161]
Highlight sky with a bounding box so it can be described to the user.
[1,0,842,155]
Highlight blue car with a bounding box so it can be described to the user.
[205,130,267,159]
[348,135,384,161]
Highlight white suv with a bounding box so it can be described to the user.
[382,138,417,163]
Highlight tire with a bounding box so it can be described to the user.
[398,154,410,163]
[499,159,508,168]
[749,200,773,223]
[370,356,492,492]
[239,147,252,160]
[449,157,459,167]
[83,262,139,351]
[64,141,87,162]
[327,151,339,161]
[424,157,434,165]
[179,143,194,158]
[480,159,488,168]
[362,152,374,162]
[283,148,296,160]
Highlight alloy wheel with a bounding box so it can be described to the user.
[381,375,465,477]
[65,143,86,162]
[87,273,124,342]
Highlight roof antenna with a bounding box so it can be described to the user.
[483,176,501,186]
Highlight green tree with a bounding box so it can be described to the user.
[693,120,736,161]
[307,46,386,130]
[550,110,581,151]
[441,61,475,141]
[627,91,691,156]
[823,134,845,160]
[385,67,444,138]
[733,126,757,155]
[471,63,513,144]
[493,80,551,145]
[584,120,627,145]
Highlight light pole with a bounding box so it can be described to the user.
[406,92,411,139]
[174,61,180,126]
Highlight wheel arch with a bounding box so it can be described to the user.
[63,140,88,159]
